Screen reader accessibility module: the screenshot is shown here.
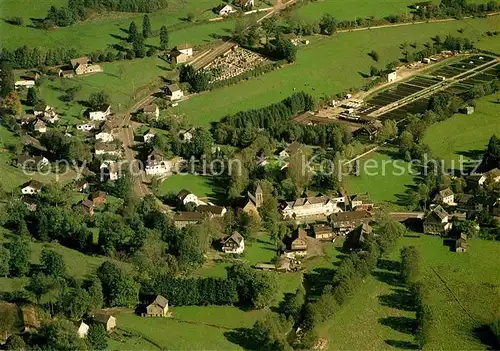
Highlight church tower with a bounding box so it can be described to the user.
[255,184,263,208]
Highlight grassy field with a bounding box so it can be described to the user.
[344,148,416,210]
[1,0,238,51]
[320,235,500,350]
[422,92,500,170]
[34,56,170,125]
[294,0,491,21]
[178,16,500,127]
[0,236,123,293]
[159,174,222,201]
[295,0,415,22]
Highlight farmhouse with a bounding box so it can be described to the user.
[21,180,43,195]
[173,211,210,228]
[144,150,174,176]
[175,43,193,57]
[145,295,169,317]
[221,231,245,254]
[433,188,455,205]
[143,104,159,119]
[454,233,468,253]
[219,4,235,15]
[88,104,111,121]
[170,44,193,64]
[356,120,383,141]
[15,80,35,88]
[281,195,344,220]
[16,154,49,169]
[178,189,200,206]
[461,106,474,114]
[180,128,195,142]
[349,193,373,210]
[143,129,156,143]
[197,205,227,217]
[34,104,59,123]
[329,211,373,233]
[238,0,254,9]
[75,179,89,192]
[90,191,107,206]
[32,119,47,133]
[285,228,308,256]
[70,56,103,75]
[165,84,184,101]
[17,114,36,126]
[76,122,95,132]
[242,184,264,217]
[92,312,116,332]
[313,223,335,240]
[77,321,89,338]
[100,161,121,181]
[79,199,95,216]
[423,205,452,235]
[95,129,114,143]
[387,70,397,82]
[95,142,120,156]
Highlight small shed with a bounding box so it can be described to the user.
[460,106,474,115]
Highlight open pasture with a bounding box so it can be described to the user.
[178,17,500,127]
[320,235,500,350]
[1,0,235,52]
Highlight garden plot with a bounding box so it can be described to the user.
[205,47,269,83]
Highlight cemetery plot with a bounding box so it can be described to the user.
[205,47,270,83]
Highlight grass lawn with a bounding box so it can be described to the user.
[116,307,268,350]
[422,92,500,171]
[344,148,416,210]
[1,0,236,51]
[177,16,500,127]
[159,174,221,201]
[320,235,500,349]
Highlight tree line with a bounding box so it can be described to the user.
[213,91,352,151]
[41,0,169,28]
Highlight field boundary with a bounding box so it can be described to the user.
[430,267,477,323]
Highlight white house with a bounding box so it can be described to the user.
[88,104,111,121]
[281,195,344,219]
[434,188,455,205]
[165,84,184,101]
[180,128,194,142]
[77,322,89,339]
[219,4,235,15]
[238,0,254,8]
[144,151,175,176]
[387,70,397,83]
[96,131,114,143]
[76,123,95,132]
[177,189,206,206]
[99,160,120,180]
[143,104,159,119]
[222,231,245,254]
[175,44,193,57]
[34,104,59,123]
[21,180,43,195]
[15,80,36,88]
[143,129,156,143]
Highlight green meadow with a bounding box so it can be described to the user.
[177,16,500,127]
[320,235,500,350]
[344,148,416,210]
[422,92,500,170]
[1,0,236,51]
